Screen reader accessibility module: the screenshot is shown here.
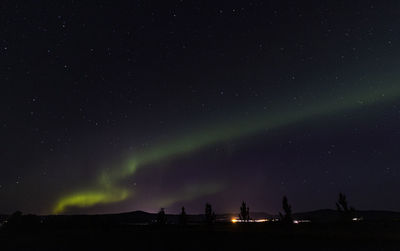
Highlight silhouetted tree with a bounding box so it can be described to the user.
[179,207,187,226]
[279,196,293,224]
[336,193,355,222]
[156,208,167,225]
[205,203,216,224]
[239,201,250,222]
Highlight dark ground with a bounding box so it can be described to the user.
[2,221,400,250]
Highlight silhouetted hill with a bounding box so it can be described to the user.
[109,210,154,224]
[293,209,341,222]
[40,211,206,226]
[2,209,400,227]
[116,211,208,224]
[113,210,206,224]
[293,209,400,223]
[249,211,275,219]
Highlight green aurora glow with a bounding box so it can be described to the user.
[53,79,400,214]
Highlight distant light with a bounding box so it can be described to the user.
[293,219,311,224]
[231,218,269,223]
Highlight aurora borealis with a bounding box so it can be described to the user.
[53,77,400,213]
[2,1,400,215]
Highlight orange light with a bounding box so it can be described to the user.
[231,218,238,223]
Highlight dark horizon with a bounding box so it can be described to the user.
[3,196,400,216]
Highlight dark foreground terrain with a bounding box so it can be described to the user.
[2,221,400,250]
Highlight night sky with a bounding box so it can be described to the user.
[2,1,400,215]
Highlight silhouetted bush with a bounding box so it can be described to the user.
[279,196,293,225]
[2,211,40,232]
[179,207,187,226]
[239,201,250,222]
[336,193,356,222]
[156,208,167,225]
[205,203,216,225]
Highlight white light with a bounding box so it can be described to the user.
[293,219,311,224]
[231,218,269,223]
